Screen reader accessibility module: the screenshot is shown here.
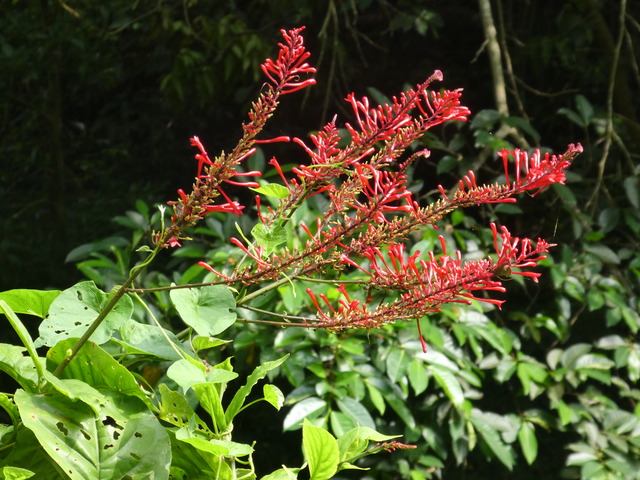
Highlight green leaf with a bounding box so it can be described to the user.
[167,357,238,393]
[0,289,60,318]
[364,380,386,415]
[35,281,133,347]
[15,388,170,480]
[191,336,231,352]
[336,397,375,429]
[251,223,288,255]
[0,344,39,392]
[113,319,188,361]
[46,339,152,409]
[518,421,538,465]
[250,183,290,199]
[192,382,228,433]
[430,364,464,409]
[302,420,339,480]
[365,376,415,428]
[575,94,594,125]
[1,466,36,479]
[337,426,400,463]
[1,301,46,389]
[584,244,620,265]
[263,384,285,410]
[261,466,301,480]
[283,397,327,431]
[385,348,409,382]
[624,177,640,209]
[225,355,288,425]
[408,359,429,395]
[170,285,237,336]
[166,358,206,392]
[157,384,214,437]
[0,392,20,431]
[0,428,62,479]
[557,107,586,127]
[470,410,514,470]
[175,427,253,458]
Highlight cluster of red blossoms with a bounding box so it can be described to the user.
[155,27,582,350]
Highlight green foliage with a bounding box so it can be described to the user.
[0,283,399,479]
[2,1,639,479]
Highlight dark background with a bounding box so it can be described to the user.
[4,0,637,292]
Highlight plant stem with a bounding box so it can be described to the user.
[52,251,155,378]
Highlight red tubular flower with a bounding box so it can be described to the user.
[260,27,317,94]
[500,143,583,196]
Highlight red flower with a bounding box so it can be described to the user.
[260,27,317,94]
[500,143,583,196]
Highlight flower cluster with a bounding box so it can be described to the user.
[158,27,580,350]
[154,28,316,248]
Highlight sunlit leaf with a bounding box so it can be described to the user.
[303,420,339,480]
[170,285,237,336]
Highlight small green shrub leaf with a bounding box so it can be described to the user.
[430,364,464,409]
[225,355,288,424]
[518,421,538,465]
[336,397,375,429]
[0,343,40,393]
[470,410,514,470]
[283,397,327,431]
[35,282,133,347]
[170,285,237,336]
[251,223,288,255]
[263,384,285,410]
[303,420,339,480]
[250,183,290,199]
[1,466,36,479]
[0,289,61,319]
[46,339,152,408]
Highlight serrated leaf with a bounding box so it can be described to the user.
[303,420,339,480]
[170,285,237,336]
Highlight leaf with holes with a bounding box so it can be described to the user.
[15,387,170,480]
[46,339,152,409]
[170,285,237,336]
[35,281,133,347]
